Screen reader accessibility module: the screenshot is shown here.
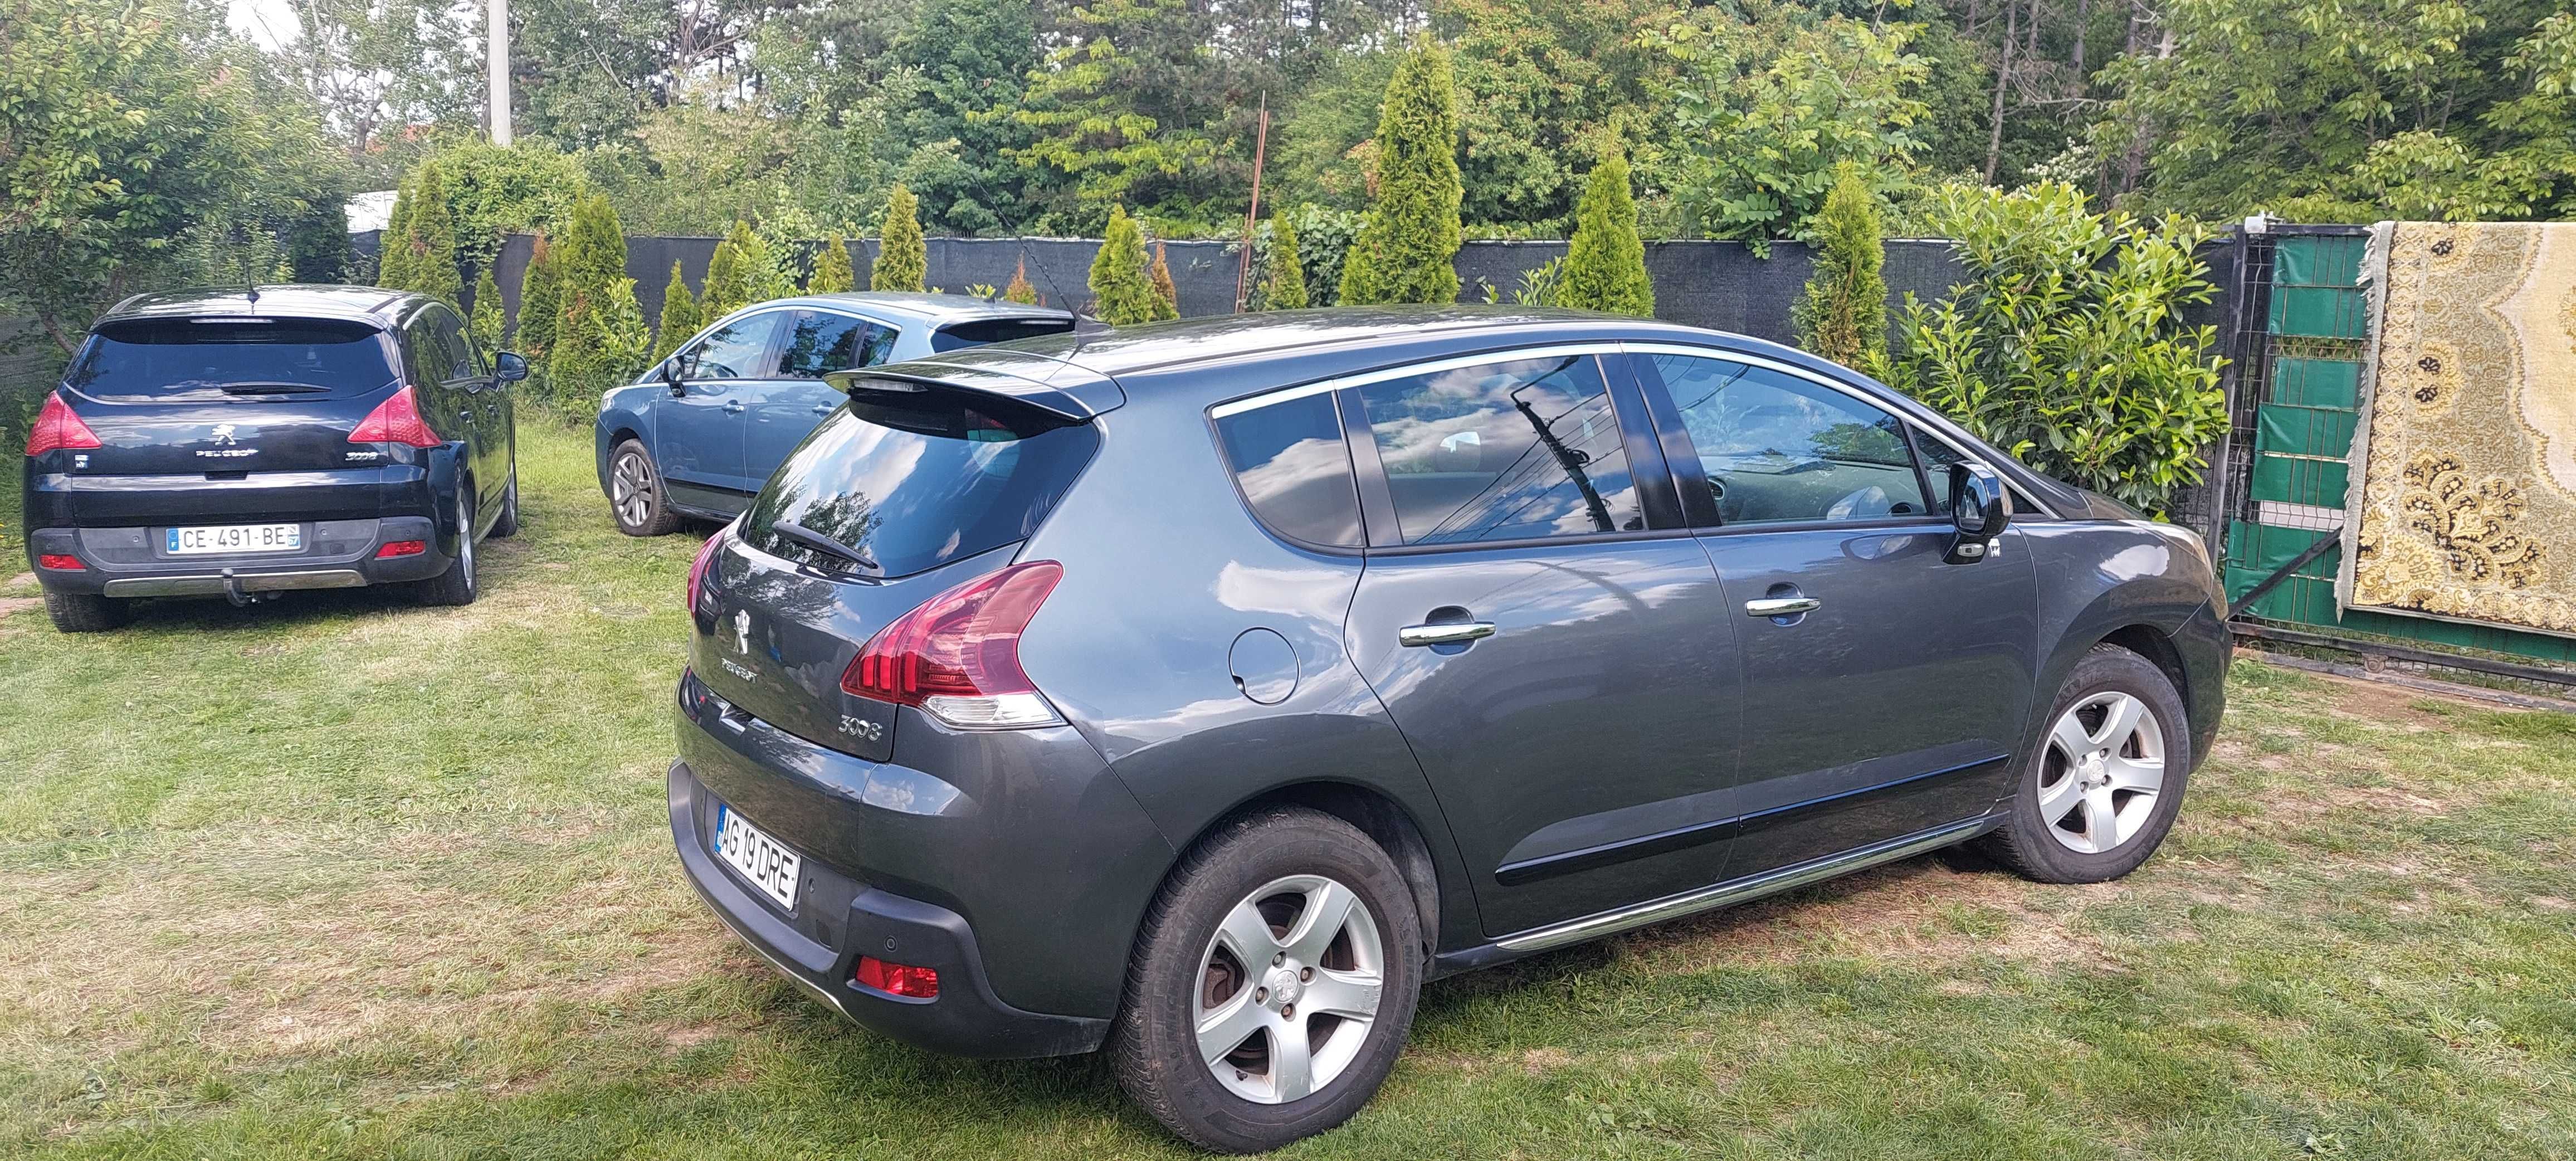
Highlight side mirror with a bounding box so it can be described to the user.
[493,351,530,382]
[1946,461,2012,563]
[661,359,685,394]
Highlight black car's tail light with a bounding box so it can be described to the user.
[841,560,1063,729]
[36,554,82,571]
[348,386,441,447]
[686,526,728,615]
[26,393,101,455]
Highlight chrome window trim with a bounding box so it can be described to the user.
[1207,343,1628,419]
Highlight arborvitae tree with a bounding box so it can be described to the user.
[1339,39,1462,305]
[1262,211,1309,310]
[552,276,651,416]
[654,260,702,363]
[808,233,856,293]
[1793,162,1887,365]
[1088,205,1162,324]
[872,186,928,291]
[552,193,627,319]
[377,170,415,289]
[401,160,463,306]
[1146,241,1180,320]
[517,236,562,360]
[1558,144,1655,316]
[469,265,504,352]
[1003,258,1039,304]
[701,222,755,319]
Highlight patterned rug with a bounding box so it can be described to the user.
[2340,222,2576,636]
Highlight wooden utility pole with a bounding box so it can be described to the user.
[487,0,513,146]
[1235,96,1271,313]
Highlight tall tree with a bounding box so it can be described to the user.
[516,236,563,360]
[1147,241,1180,319]
[393,159,464,305]
[872,186,928,291]
[809,233,855,293]
[377,168,417,289]
[1261,212,1310,310]
[654,260,702,361]
[873,0,1040,235]
[275,0,475,162]
[1792,162,1887,364]
[469,265,504,352]
[1436,0,1679,226]
[1339,40,1465,306]
[1558,144,1655,316]
[1089,205,1162,324]
[1010,0,1232,228]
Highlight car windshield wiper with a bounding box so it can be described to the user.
[216,381,333,395]
[769,519,880,574]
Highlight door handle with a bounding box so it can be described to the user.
[723,401,746,414]
[1744,597,1822,618]
[1398,621,1496,647]
[812,403,836,415]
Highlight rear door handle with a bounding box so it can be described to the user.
[812,403,836,415]
[1398,621,1496,647]
[723,401,747,414]
[1744,597,1821,617]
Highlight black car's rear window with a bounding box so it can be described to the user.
[741,382,1100,578]
[930,318,1077,352]
[66,318,396,400]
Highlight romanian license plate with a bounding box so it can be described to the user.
[166,523,302,555]
[713,802,802,911]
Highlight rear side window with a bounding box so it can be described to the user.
[741,382,1101,578]
[931,318,1076,352]
[66,318,396,401]
[1354,354,1644,545]
[1213,392,1363,549]
[777,311,892,379]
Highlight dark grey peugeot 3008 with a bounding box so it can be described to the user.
[669,308,2228,1152]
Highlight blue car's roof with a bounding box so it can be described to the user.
[776,292,1075,325]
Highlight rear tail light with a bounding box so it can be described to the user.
[686,526,728,614]
[841,560,1063,729]
[852,955,940,998]
[36,553,82,571]
[375,540,425,558]
[26,393,102,455]
[348,386,441,447]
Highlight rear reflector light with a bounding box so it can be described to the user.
[37,554,82,571]
[841,560,1063,729]
[348,386,441,447]
[852,955,939,998]
[376,540,425,558]
[686,526,728,614]
[26,393,102,455]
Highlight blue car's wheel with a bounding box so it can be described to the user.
[609,440,680,537]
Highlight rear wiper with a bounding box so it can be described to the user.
[769,519,880,574]
[216,382,332,395]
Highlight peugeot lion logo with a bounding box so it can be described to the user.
[733,609,752,655]
[210,423,237,445]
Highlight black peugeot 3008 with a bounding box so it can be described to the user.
[21,286,526,632]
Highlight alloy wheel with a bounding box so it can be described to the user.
[1194,875,1385,1104]
[612,451,656,530]
[2037,691,2164,854]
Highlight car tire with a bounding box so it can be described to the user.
[489,471,521,539]
[412,491,479,607]
[1108,807,1423,1154]
[1981,643,2192,884]
[608,440,681,537]
[44,589,129,633]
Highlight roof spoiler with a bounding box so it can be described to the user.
[822,360,1124,422]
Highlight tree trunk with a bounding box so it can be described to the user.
[2072,0,2089,73]
[1984,0,2021,182]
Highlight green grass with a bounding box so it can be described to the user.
[5,422,2574,1158]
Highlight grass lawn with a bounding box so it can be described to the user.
[4,421,2573,1159]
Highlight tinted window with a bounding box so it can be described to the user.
[1213,392,1363,548]
[777,311,875,379]
[66,318,397,401]
[741,382,1101,578]
[408,317,454,385]
[432,308,480,378]
[1648,354,1931,525]
[680,313,782,379]
[931,318,1077,352]
[1355,354,1642,545]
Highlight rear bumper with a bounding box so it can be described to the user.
[26,515,451,596]
[669,759,1112,1058]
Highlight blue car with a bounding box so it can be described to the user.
[595,292,1075,534]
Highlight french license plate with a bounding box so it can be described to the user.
[714,803,802,910]
[166,523,301,555]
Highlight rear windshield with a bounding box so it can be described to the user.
[66,318,396,400]
[741,382,1101,578]
[930,318,1077,352]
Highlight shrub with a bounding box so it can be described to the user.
[654,260,701,363]
[808,233,855,293]
[1261,212,1308,310]
[469,265,503,353]
[284,202,349,283]
[551,276,650,417]
[701,221,756,318]
[384,160,462,305]
[436,140,587,278]
[1003,259,1039,304]
[552,193,627,314]
[1338,38,1462,305]
[1147,241,1180,320]
[1793,162,1887,365]
[1865,183,2228,515]
[872,186,927,291]
[1282,204,1364,306]
[1557,144,1653,316]
[516,235,563,360]
[1088,205,1161,324]
[377,169,415,289]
